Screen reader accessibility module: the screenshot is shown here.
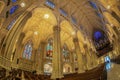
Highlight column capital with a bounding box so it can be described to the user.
[89,48,92,52]
[73,37,79,42]
[53,26,61,32]
[83,44,87,48]
[20,32,25,37]
[51,25,63,79]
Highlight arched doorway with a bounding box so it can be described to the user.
[63,63,72,74]
[44,63,53,75]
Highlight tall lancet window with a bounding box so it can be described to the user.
[23,41,33,59]
[46,38,53,59]
[62,44,70,62]
[105,56,111,70]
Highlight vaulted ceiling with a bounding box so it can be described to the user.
[50,0,104,37]
[0,0,120,51]
[19,0,120,50]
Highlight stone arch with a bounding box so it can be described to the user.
[22,7,57,49]
[60,20,75,50]
[0,5,58,59]
[63,63,72,73]
[0,10,32,58]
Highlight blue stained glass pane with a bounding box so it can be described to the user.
[106,63,111,70]
[97,12,103,18]
[45,0,55,8]
[10,5,18,14]
[94,31,103,40]
[59,9,67,17]
[50,46,52,50]
[46,43,53,51]
[23,43,32,59]
[12,0,17,2]
[105,56,111,63]
[7,19,16,30]
[89,1,98,9]
[71,16,77,24]
[46,44,50,51]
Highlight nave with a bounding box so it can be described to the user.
[0,0,120,80]
[0,63,105,80]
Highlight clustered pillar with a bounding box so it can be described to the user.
[85,47,93,70]
[70,51,75,73]
[37,42,46,74]
[73,37,84,73]
[51,26,63,79]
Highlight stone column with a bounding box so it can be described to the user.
[90,49,98,68]
[32,49,38,70]
[6,70,10,77]
[12,33,25,68]
[82,54,87,70]
[21,71,25,80]
[34,49,39,73]
[73,38,84,73]
[85,47,93,70]
[70,51,75,73]
[86,50,92,70]
[37,42,46,74]
[31,49,36,61]
[51,26,63,79]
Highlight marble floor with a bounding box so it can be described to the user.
[107,63,120,80]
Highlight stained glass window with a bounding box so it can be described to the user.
[10,5,18,14]
[94,31,103,41]
[59,8,68,17]
[12,0,17,2]
[7,18,17,30]
[89,1,103,18]
[62,44,69,62]
[71,16,77,24]
[105,56,111,70]
[96,12,103,18]
[23,42,32,59]
[89,1,98,10]
[45,0,55,9]
[74,53,77,62]
[46,39,53,58]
